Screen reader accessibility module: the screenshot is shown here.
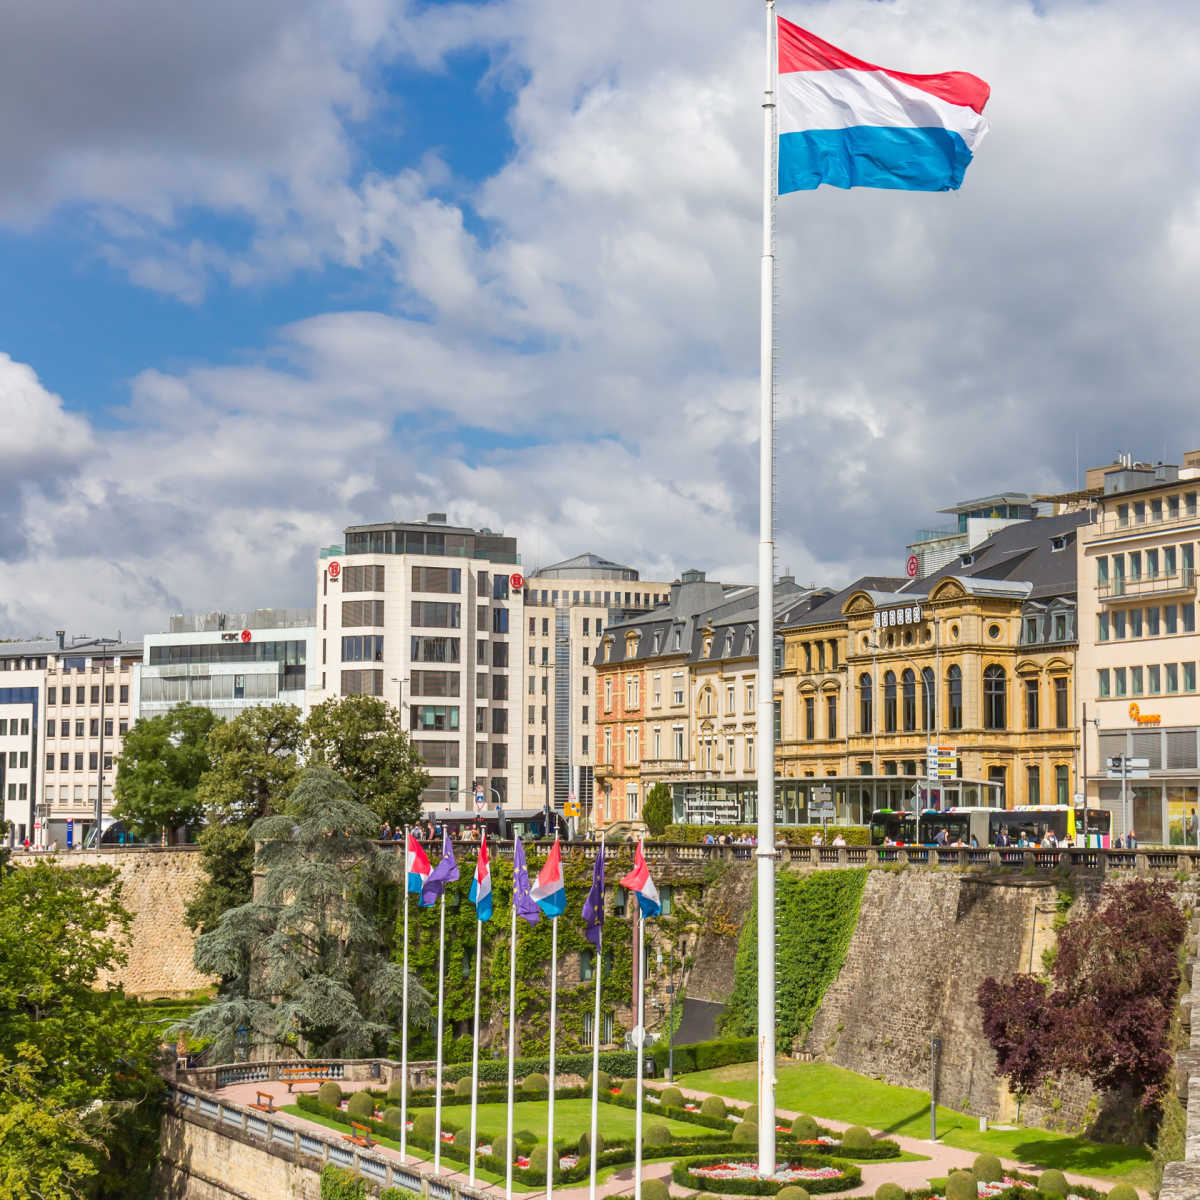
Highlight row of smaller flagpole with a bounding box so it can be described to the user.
[403,828,658,1200]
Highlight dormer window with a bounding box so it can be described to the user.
[652,631,662,654]
[724,631,735,657]
[673,628,682,651]
[1050,536,1066,552]
[960,553,975,567]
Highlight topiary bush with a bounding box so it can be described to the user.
[778,1188,812,1200]
[529,1145,548,1174]
[659,1086,684,1109]
[732,1121,758,1145]
[873,1186,904,1200]
[454,1076,474,1097]
[946,1170,977,1200]
[1039,1170,1068,1197]
[699,1095,726,1118]
[387,1078,405,1101]
[644,1122,672,1147]
[1105,1187,1138,1200]
[523,1072,549,1093]
[412,1111,437,1140]
[620,1077,638,1099]
[382,1106,404,1128]
[345,1091,375,1120]
[514,1129,538,1147]
[840,1125,873,1151]
[317,1080,343,1107]
[642,1180,670,1200]
[588,1069,611,1091]
[578,1130,604,1157]
[791,1114,820,1139]
[742,1103,759,1124]
[972,1153,1003,1183]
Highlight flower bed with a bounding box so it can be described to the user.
[673,1153,862,1196]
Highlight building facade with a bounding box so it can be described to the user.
[1077,452,1200,842]
[0,639,53,845]
[314,514,523,813]
[521,555,672,823]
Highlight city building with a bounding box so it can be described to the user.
[522,554,673,824]
[40,635,142,849]
[314,514,523,812]
[1077,451,1200,842]
[907,492,1037,578]
[139,609,316,720]
[0,638,53,845]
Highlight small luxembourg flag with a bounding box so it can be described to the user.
[530,837,568,919]
[619,841,661,918]
[468,836,493,922]
[777,16,990,194]
[406,831,432,895]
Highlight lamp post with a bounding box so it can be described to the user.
[1079,704,1100,847]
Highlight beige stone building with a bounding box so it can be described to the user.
[1077,452,1200,842]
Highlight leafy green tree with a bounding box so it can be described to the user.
[186,705,303,934]
[643,782,673,836]
[189,767,431,1060]
[0,861,164,1198]
[304,695,429,826]
[113,703,219,841]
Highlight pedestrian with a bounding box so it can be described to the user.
[832,832,847,848]
[1127,828,1138,850]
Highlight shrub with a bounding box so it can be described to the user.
[659,1086,684,1109]
[514,1129,539,1147]
[779,1189,812,1200]
[946,1170,977,1200]
[454,1076,474,1097]
[444,1049,637,1086]
[742,1103,759,1124]
[589,1069,611,1091]
[620,1077,639,1099]
[874,1186,904,1200]
[386,1079,405,1101]
[972,1153,1003,1182]
[320,1164,366,1199]
[791,1114,820,1139]
[383,1106,405,1127]
[1039,1170,1068,1197]
[840,1125,873,1151]
[529,1145,548,1174]
[645,1122,672,1147]
[578,1130,604,1157]
[1105,1188,1138,1200]
[523,1072,549,1093]
[317,1081,343,1107]
[642,1180,670,1200]
[412,1111,437,1140]
[732,1121,758,1145]
[700,1095,726,1118]
[345,1091,375,1120]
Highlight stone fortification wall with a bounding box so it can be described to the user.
[12,847,213,998]
[803,868,1090,1126]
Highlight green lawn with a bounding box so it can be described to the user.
[680,1060,1154,1190]
[470,1098,724,1144]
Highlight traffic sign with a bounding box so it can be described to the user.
[906,555,919,579]
[1106,768,1150,779]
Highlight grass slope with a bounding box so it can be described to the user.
[470,1098,724,1144]
[681,1061,1153,1189]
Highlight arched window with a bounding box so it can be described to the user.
[947,665,963,730]
[921,667,935,730]
[883,671,897,732]
[984,665,1007,730]
[901,669,916,731]
[858,672,873,733]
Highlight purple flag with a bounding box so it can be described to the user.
[582,847,604,949]
[513,836,541,926]
[420,831,459,907]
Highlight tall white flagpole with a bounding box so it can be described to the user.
[399,825,411,1162]
[546,916,560,1200]
[434,889,448,1175]
[587,837,605,1200]
[633,910,646,1200]
[505,899,518,1200]
[468,913,484,1185]
[756,0,779,1181]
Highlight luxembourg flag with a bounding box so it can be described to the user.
[530,837,568,919]
[406,832,431,895]
[777,16,990,194]
[619,841,661,918]
[468,836,493,922]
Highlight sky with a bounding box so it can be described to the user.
[2,0,1198,638]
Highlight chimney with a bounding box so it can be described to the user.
[55,630,65,651]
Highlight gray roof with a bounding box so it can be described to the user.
[782,576,910,631]
[0,638,58,657]
[531,552,640,581]
[938,492,1035,515]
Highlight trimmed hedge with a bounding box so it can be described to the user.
[1039,1171,1068,1197]
[700,1095,727,1118]
[443,1049,636,1084]
[524,1072,549,1094]
[777,1189,811,1200]
[317,1081,343,1107]
[651,1035,757,1074]
[973,1154,1003,1183]
[840,1125,873,1152]
[946,1172,976,1200]
[673,1154,862,1196]
[345,1091,375,1120]
[642,1181,670,1200]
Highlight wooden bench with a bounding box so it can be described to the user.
[280,1066,323,1093]
[250,1091,275,1113]
[342,1121,373,1149]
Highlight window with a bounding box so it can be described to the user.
[726,684,735,713]
[1130,608,1143,638]
[580,950,595,981]
[1114,667,1127,697]
[983,666,1006,729]
[1186,605,1197,634]
[582,676,589,696]
[1185,662,1197,691]
[1151,498,1163,523]
[46,719,55,738]
[725,735,735,769]
[625,676,640,708]
[75,686,84,703]
[1167,663,1179,693]
[1149,664,1161,694]
[673,727,684,759]
[604,678,613,710]
[858,673,873,733]
[60,752,69,770]
[1025,678,1039,729]
[826,694,837,739]
[660,885,673,916]
[652,675,662,707]
[672,674,685,705]
[1053,676,1068,728]
[1131,666,1144,695]
[1166,605,1178,634]
[1096,556,1109,587]
[947,666,963,730]
[1166,545,1177,575]
[1147,607,1160,636]
[341,669,383,696]
[653,728,663,759]
[343,599,385,627]
[89,751,98,770]
[1055,764,1069,805]
[411,637,460,663]
[1169,495,1181,519]
[492,608,509,634]
[492,574,509,601]
[74,753,83,770]
[774,700,782,743]
[45,753,54,772]
[47,687,56,704]
[582,647,589,665]
[1113,611,1126,639]
[883,671,897,732]
[626,784,639,818]
[901,669,916,731]
[1147,547,1160,577]
[746,735,755,770]
[1027,765,1040,806]
[625,727,639,763]
[119,684,128,703]
[804,696,815,739]
[921,667,934,730]
[75,720,84,736]
[119,720,128,734]
[603,728,612,763]
[1024,616,1038,643]
[1128,550,1142,580]
[745,682,754,712]
[342,635,384,662]
[1133,502,1146,526]
[90,685,99,704]
[89,718,99,737]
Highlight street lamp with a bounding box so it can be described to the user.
[1079,704,1101,847]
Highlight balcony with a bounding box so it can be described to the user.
[1098,568,1196,604]
[1094,504,1200,539]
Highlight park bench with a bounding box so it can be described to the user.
[280,1066,323,1093]
[343,1121,373,1149]
[250,1091,275,1113]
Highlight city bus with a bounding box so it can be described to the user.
[870,805,1111,847]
